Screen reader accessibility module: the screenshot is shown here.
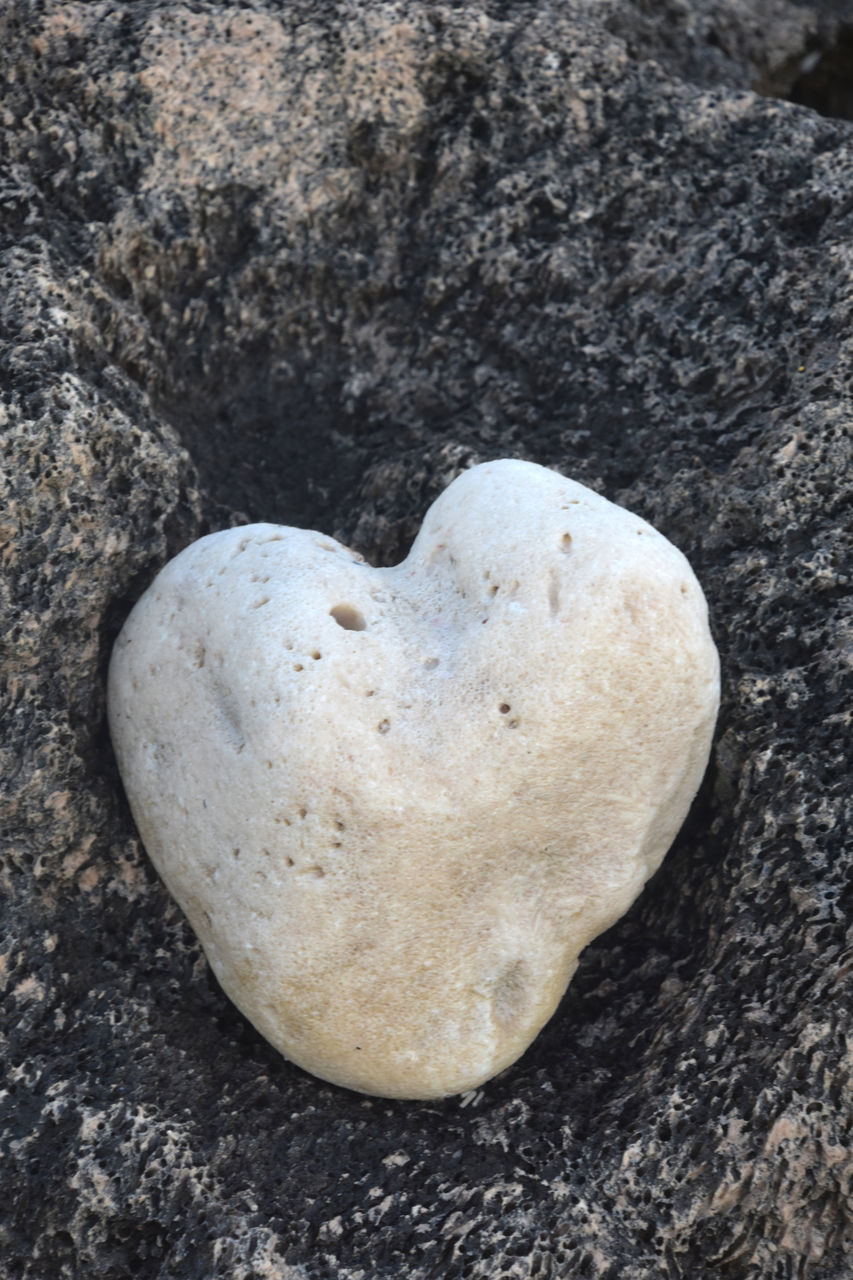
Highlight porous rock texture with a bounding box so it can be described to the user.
[1,0,851,1275]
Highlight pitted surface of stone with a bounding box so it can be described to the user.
[108,461,719,1097]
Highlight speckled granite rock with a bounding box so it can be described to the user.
[1,1,851,1277]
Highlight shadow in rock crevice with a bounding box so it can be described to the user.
[756,25,853,122]
[152,349,366,536]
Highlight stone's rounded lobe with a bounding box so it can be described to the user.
[107,460,720,1099]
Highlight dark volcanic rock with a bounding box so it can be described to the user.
[1,2,851,1277]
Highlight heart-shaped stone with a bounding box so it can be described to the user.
[108,460,719,1098]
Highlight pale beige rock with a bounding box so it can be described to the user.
[108,460,720,1099]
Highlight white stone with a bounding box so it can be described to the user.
[108,460,720,1098]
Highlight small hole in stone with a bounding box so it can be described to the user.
[424,657,439,670]
[298,808,307,819]
[680,582,688,594]
[499,703,511,714]
[507,718,520,729]
[311,651,322,660]
[293,663,303,671]
[378,719,390,734]
[232,848,241,859]
[285,856,295,867]
[560,532,572,551]
[330,604,366,631]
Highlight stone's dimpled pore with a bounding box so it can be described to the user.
[107,460,720,1099]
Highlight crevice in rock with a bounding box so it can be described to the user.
[756,26,853,122]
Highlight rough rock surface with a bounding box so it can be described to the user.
[1,0,851,1276]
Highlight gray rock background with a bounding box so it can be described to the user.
[1,1,851,1276]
